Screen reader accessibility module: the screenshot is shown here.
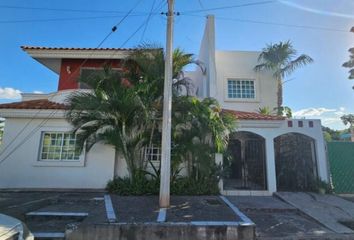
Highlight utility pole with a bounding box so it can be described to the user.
[159,0,174,208]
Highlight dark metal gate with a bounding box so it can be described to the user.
[224,132,267,190]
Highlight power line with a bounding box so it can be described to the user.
[0,14,148,24]
[183,0,276,13]
[183,14,350,33]
[140,0,158,42]
[0,5,148,14]
[63,0,145,84]
[0,110,58,162]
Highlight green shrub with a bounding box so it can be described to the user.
[106,175,219,196]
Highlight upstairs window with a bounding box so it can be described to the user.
[227,79,255,99]
[40,132,81,161]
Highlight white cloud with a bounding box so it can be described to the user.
[0,87,21,99]
[293,107,336,117]
[293,107,351,130]
[33,91,44,94]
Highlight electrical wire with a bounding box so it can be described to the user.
[0,110,58,163]
[0,14,147,24]
[0,4,148,14]
[182,14,350,33]
[183,0,276,13]
[140,0,158,42]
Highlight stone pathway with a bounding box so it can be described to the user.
[226,196,334,239]
[275,192,354,234]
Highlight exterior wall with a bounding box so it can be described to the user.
[215,51,277,112]
[220,119,328,196]
[0,117,118,189]
[58,59,123,91]
[195,15,217,99]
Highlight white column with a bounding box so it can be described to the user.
[265,137,277,193]
[215,153,223,191]
[315,138,329,182]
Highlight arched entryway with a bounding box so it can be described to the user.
[274,133,318,191]
[223,131,267,190]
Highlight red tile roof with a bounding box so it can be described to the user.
[0,99,67,110]
[0,100,284,121]
[21,46,158,51]
[223,109,285,120]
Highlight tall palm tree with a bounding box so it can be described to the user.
[254,41,313,115]
[343,27,354,79]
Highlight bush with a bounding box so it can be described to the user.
[106,175,219,196]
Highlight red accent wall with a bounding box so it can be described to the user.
[58,59,123,91]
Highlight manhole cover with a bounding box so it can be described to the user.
[205,198,222,206]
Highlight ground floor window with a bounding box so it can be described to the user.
[40,132,81,161]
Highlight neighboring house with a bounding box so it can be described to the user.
[0,16,329,195]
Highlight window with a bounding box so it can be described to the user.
[40,132,81,161]
[143,145,161,163]
[227,79,255,99]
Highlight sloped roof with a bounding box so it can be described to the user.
[0,99,67,110]
[21,46,139,51]
[223,109,285,121]
[0,100,285,120]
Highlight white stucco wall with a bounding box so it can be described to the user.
[215,51,277,112]
[221,119,329,195]
[0,117,117,189]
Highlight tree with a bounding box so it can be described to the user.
[257,107,272,115]
[65,67,150,178]
[341,114,354,128]
[172,97,236,180]
[342,27,354,79]
[254,41,313,115]
[66,46,206,181]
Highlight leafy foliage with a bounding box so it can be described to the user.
[254,41,313,115]
[343,28,354,79]
[66,45,236,195]
[65,67,151,177]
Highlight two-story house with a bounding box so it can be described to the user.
[0,16,329,195]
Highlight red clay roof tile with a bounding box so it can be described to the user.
[0,99,67,110]
[0,100,284,121]
[223,109,285,121]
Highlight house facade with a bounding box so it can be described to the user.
[0,16,329,194]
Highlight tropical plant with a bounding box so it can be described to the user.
[274,106,293,118]
[257,106,272,115]
[341,114,354,128]
[254,41,313,115]
[65,67,150,178]
[171,96,237,180]
[343,27,354,79]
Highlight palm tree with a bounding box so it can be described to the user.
[172,96,236,180]
[66,46,204,180]
[254,41,313,115]
[341,114,354,140]
[257,107,272,115]
[343,27,354,79]
[65,67,150,178]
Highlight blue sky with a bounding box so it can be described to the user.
[0,0,353,130]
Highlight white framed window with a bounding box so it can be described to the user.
[143,145,161,163]
[39,132,81,161]
[227,79,255,99]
